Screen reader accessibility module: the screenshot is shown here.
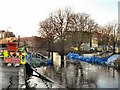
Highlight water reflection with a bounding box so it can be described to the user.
[37,62,97,88]
[81,62,119,88]
[36,61,120,88]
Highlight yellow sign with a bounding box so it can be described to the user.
[74,47,78,51]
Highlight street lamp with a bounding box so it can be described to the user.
[7,27,12,37]
[7,27,12,32]
[113,25,117,54]
[113,31,115,54]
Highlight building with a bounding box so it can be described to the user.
[19,36,48,54]
[91,34,98,48]
[0,30,15,39]
[0,30,16,45]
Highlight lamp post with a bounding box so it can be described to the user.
[7,27,12,31]
[7,27,12,38]
[113,27,116,54]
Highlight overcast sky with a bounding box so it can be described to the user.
[0,0,119,37]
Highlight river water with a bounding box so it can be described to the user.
[36,61,120,89]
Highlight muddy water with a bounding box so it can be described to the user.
[36,62,120,89]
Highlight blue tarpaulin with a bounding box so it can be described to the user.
[66,53,112,65]
[67,53,80,60]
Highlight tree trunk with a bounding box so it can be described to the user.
[113,42,116,54]
[60,37,65,68]
[51,51,54,65]
[48,51,50,58]
[90,33,92,47]
[61,54,64,68]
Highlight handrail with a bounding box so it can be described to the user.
[26,63,54,84]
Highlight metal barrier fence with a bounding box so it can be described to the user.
[27,53,52,68]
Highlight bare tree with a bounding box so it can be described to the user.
[39,8,73,67]
[97,23,118,53]
[51,8,73,68]
[67,13,98,52]
[97,26,113,51]
[107,23,118,53]
[38,8,98,67]
[38,15,56,62]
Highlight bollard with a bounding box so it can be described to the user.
[113,68,115,78]
[18,65,26,89]
[25,63,33,78]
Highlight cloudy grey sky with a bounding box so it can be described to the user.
[0,0,119,37]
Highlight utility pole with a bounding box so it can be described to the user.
[60,37,65,68]
[7,27,12,38]
[113,27,116,54]
[89,30,92,48]
[18,35,20,47]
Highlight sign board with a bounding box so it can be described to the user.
[4,57,20,64]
